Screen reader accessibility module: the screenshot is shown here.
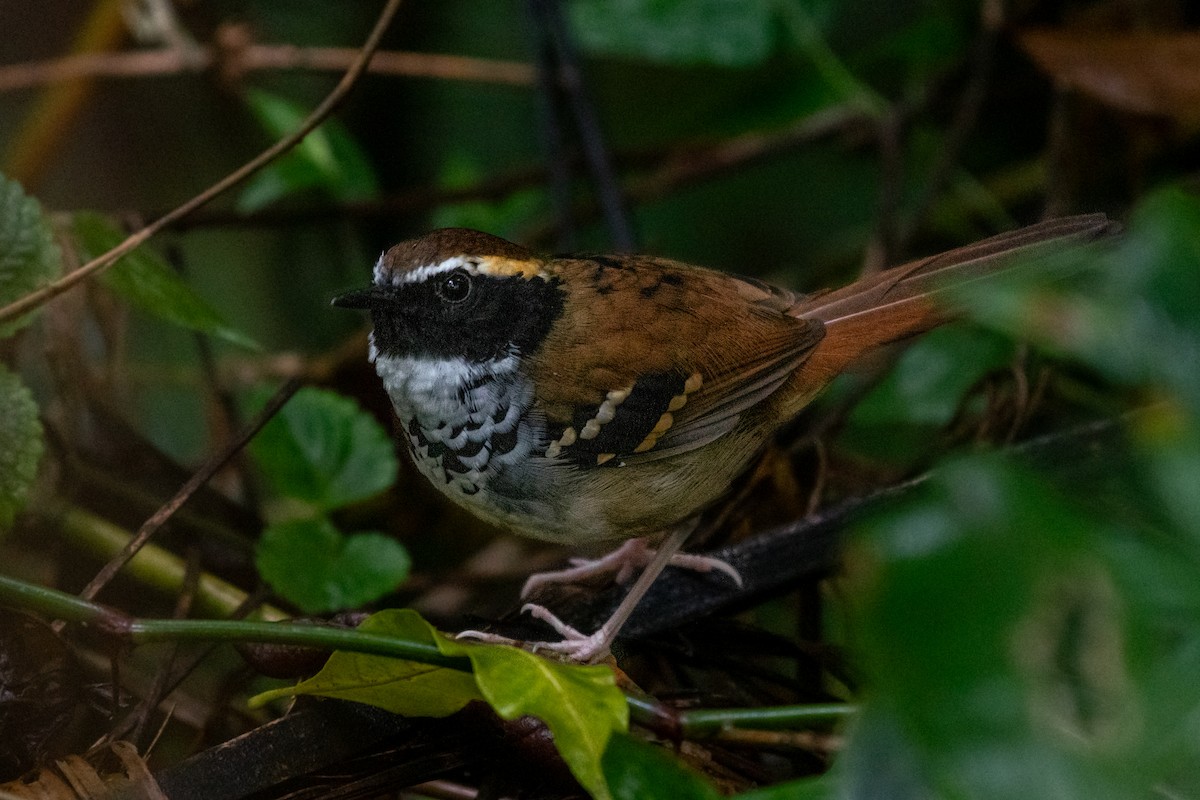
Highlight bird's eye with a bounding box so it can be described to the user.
[435,270,472,303]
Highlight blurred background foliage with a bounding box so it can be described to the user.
[3,0,1200,797]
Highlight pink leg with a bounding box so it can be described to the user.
[461,519,729,663]
[520,537,742,599]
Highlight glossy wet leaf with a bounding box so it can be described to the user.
[72,212,257,349]
[255,518,410,613]
[0,173,60,338]
[249,387,398,511]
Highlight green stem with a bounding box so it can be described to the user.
[0,573,466,670]
[625,695,854,735]
[0,572,114,624]
[0,574,857,733]
[129,619,468,670]
[678,703,855,735]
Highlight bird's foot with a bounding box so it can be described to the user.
[454,603,612,663]
[520,538,743,599]
[519,603,614,663]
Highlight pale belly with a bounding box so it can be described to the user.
[371,350,765,545]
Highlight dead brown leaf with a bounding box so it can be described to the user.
[1019,30,1200,124]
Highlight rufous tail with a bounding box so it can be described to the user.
[779,213,1116,416]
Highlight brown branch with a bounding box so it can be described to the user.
[76,108,868,236]
[520,104,873,247]
[630,104,871,198]
[0,27,534,93]
[0,0,406,327]
[237,43,534,87]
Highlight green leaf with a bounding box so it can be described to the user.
[253,609,629,800]
[251,607,482,714]
[438,622,629,800]
[568,0,776,68]
[0,365,43,530]
[735,776,832,799]
[0,173,61,338]
[249,386,398,511]
[847,454,1200,800]
[850,9,971,85]
[1130,411,1200,554]
[959,188,1200,414]
[255,517,410,613]
[238,89,379,212]
[829,703,939,800]
[839,325,1015,463]
[71,212,257,349]
[603,732,719,800]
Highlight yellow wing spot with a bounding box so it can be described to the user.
[667,393,688,412]
[633,412,676,453]
[596,453,617,465]
[633,437,658,453]
[684,372,703,394]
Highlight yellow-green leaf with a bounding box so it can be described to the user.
[250,609,628,800]
[250,609,482,716]
[438,623,629,800]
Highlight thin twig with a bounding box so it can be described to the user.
[98,586,272,748]
[77,378,300,602]
[123,546,202,747]
[0,0,406,326]
[712,727,843,754]
[0,37,533,93]
[522,105,872,246]
[632,105,871,200]
[82,106,868,238]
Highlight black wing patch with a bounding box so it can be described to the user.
[544,371,702,469]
